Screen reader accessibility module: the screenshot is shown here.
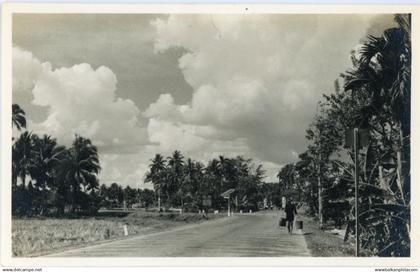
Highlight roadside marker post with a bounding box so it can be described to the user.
[345,127,369,257]
[221,189,235,217]
[123,224,128,236]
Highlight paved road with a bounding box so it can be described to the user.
[47,211,310,257]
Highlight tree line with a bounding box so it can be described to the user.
[145,151,279,212]
[12,105,278,216]
[11,106,162,216]
[276,14,410,256]
[97,183,155,209]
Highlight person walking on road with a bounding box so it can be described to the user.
[285,199,297,234]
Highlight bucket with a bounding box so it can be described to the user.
[279,218,287,227]
[296,220,303,229]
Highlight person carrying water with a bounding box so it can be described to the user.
[284,198,297,234]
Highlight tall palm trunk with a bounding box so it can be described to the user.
[396,122,410,239]
[396,122,406,205]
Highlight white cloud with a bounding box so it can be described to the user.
[146,117,250,161]
[98,153,153,189]
[13,47,148,152]
[13,15,392,187]
[143,93,183,122]
[13,47,50,93]
[148,14,376,167]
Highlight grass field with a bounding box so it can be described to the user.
[12,211,222,257]
[300,214,354,257]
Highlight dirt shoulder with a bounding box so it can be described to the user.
[299,214,354,257]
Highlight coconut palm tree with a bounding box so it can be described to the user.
[183,158,195,194]
[12,131,33,189]
[218,155,236,190]
[342,14,411,205]
[204,159,223,208]
[145,154,167,209]
[194,161,205,206]
[167,150,185,207]
[12,104,26,131]
[56,135,100,213]
[167,150,184,175]
[28,135,66,213]
[29,135,66,189]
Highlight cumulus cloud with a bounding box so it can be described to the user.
[99,153,153,189]
[13,15,393,187]
[146,117,250,159]
[13,47,49,93]
[13,47,148,152]
[143,93,184,122]
[148,14,377,167]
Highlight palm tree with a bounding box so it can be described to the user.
[343,14,411,205]
[218,156,235,190]
[254,164,266,184]
[145,154,167,209]
[180,158,201,208]
[167,150,185,207]
[194,161,205,207]
[183,158,195,193]
[167,150,184,174]
[337,15,411,254]
[28,135,66,213]
[57,135,101,213]
[12,131,33,189]
[12,104,26,131]
[29,135,66,189]
[204,159,222,208]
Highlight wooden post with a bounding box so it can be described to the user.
[228,197,231,217]
[354,128,360,257]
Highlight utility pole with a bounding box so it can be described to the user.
[345,127,368,257]
[354,128,360,257]
[315,103,323,228]
[318,152,323,228]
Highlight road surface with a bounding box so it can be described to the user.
[47,210,311,257]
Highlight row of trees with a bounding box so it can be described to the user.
[145,151,277,212]
[98,183,155,209]
[276,14,410,256]
[12,104,102,216]
[12,104,277,215]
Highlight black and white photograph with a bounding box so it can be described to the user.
[1,4,417,265]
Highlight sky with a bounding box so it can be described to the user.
[12,13,396,189]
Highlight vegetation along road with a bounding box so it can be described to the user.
[46,211,310,257]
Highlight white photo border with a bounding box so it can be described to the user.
[1,3,419,267]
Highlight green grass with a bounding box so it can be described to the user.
[12,211,222,257]
[300,214,355,257]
